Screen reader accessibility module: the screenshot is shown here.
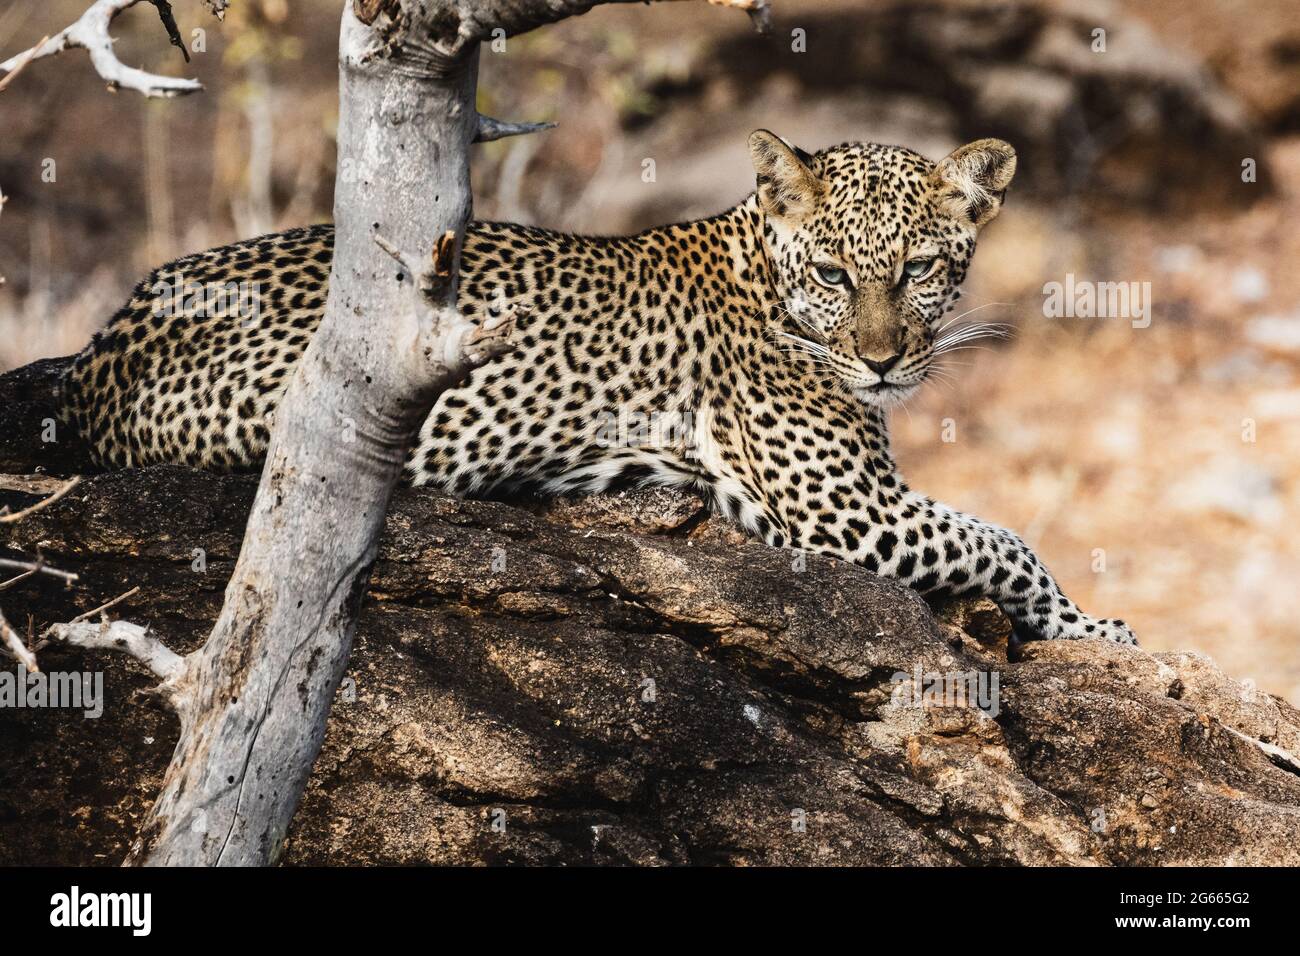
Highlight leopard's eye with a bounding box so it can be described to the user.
[903,258,938,281]
[813,263,851,289]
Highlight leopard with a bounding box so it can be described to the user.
[59,130,1136,645]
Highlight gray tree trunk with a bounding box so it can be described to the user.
[15,0,768,867]
[130,3,490,866]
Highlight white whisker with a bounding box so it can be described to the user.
[776,331,831,352]
[930,344,997,357]
[932,323,1012,348]
[934,301,1010,336]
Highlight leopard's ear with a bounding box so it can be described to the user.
[931,138,1017,228]
[749,130,823,221]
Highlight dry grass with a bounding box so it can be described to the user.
[0,263,123,367]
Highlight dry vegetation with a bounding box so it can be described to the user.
[2,0,1297,699]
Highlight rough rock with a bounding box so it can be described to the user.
[0,357,95,478]
[2,360,1300,865]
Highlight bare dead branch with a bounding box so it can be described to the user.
[0,35,49,93]
[62,585,141,626]
[374,231,521,372]
[0,568,39,592]
[474,114,556,144]
[48,619,186,699]
[0,559,78,585]
[373,229,462,303]
[0,475,71,496]
[0,606,39,673]
[0,476,87,671]
[145,0,190,63]
[0,0,202,97]
[0,476,82,523]
[3,576,176,697]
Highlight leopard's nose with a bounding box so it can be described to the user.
[863,352,903,376]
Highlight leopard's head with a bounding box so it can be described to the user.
[750,131,1016,408]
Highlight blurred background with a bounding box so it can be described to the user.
[2,0,1298,700]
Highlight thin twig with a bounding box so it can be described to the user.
[0,34,48,92]
[0,558,78,584]
[372,233,413,274]
[0,568,39,592]
[0,605,39,673]
[63,585,141,627]
[0,475,81,523]
[145,0,190,63]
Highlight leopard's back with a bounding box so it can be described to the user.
[60,213,753,491]
[61,225,334,470]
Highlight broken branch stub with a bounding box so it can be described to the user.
[0,0,202,98]
[48,620,187,708]
[474,115,556,143]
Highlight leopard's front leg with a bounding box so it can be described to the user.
[790,491,1136,645]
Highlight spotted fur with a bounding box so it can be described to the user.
[61,133,1136,644]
